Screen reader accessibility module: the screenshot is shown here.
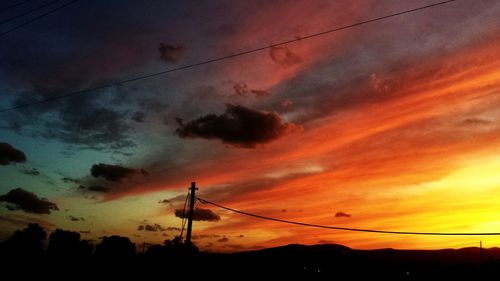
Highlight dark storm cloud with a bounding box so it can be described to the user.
[165,226,181,232]
[269,46,301,67]
[223,244,246,250]
[318,239,335,244]
[0,1,272,153]
[192,234,221,240]
[158,43,186,64]
[62,177,80,184]
[233,82,249,96]
[131,111,146,123]
[0,143,26,165]
[158,198,173,208]
[82,185,110,193]
[8,90,136,151]
[137,223,179,232]
[233,82,270,97]
[334,211,351,218]
[146,224,163,232]
[217,237,229,243]
[1,25,145,151]
[137,223,167,232]
[0,188,59,214]
[87,185,110,192]
[174,208,220,222]
[68,215,84,221]
[20,167,40,176]
[90,163,148,182]
[250,89,270,97]
[50,99,136,150]
[0,120,21,132]
[462,118,491,126]
[281,99,293,109]
[159,194,185,206]
[176,104,301,148]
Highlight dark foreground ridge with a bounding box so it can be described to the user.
[3,243,500,278]
[2,224,500,278]
[217,243,500,277]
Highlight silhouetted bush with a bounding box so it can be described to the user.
[95,235,135,258]
[0,223,46,258]
[47,229,92,258]
[144,236,198,259]
[145,244,169,257]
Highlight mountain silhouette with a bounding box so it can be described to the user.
[2,224,500,278]
[193,243,500,277]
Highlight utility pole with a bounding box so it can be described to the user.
[185,182,197,245]
[479,240,483,268]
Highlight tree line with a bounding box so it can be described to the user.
[0,223,197,259]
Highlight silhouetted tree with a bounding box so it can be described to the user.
[95,235,135,258]
[145,244,169,257]
[0,223,46,258]
[47,229,92,258]
[182,239,199,255]
[164,235,183,249]
[144,236,198,259]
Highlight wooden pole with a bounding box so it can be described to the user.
[185,182,197,244]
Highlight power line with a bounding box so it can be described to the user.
[197,197,500,236]
[0,0,80,37]
[0,0,34,13]
[179,192,190,239]
[0,0,60,25]
[0,0,457,113]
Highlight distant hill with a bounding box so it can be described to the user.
[3,242,500,278]
[194,244,500,277]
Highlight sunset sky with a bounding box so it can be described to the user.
[2,0,500,252]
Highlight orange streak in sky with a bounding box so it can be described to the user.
[186,36,500,251]
[99,12,500,251]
